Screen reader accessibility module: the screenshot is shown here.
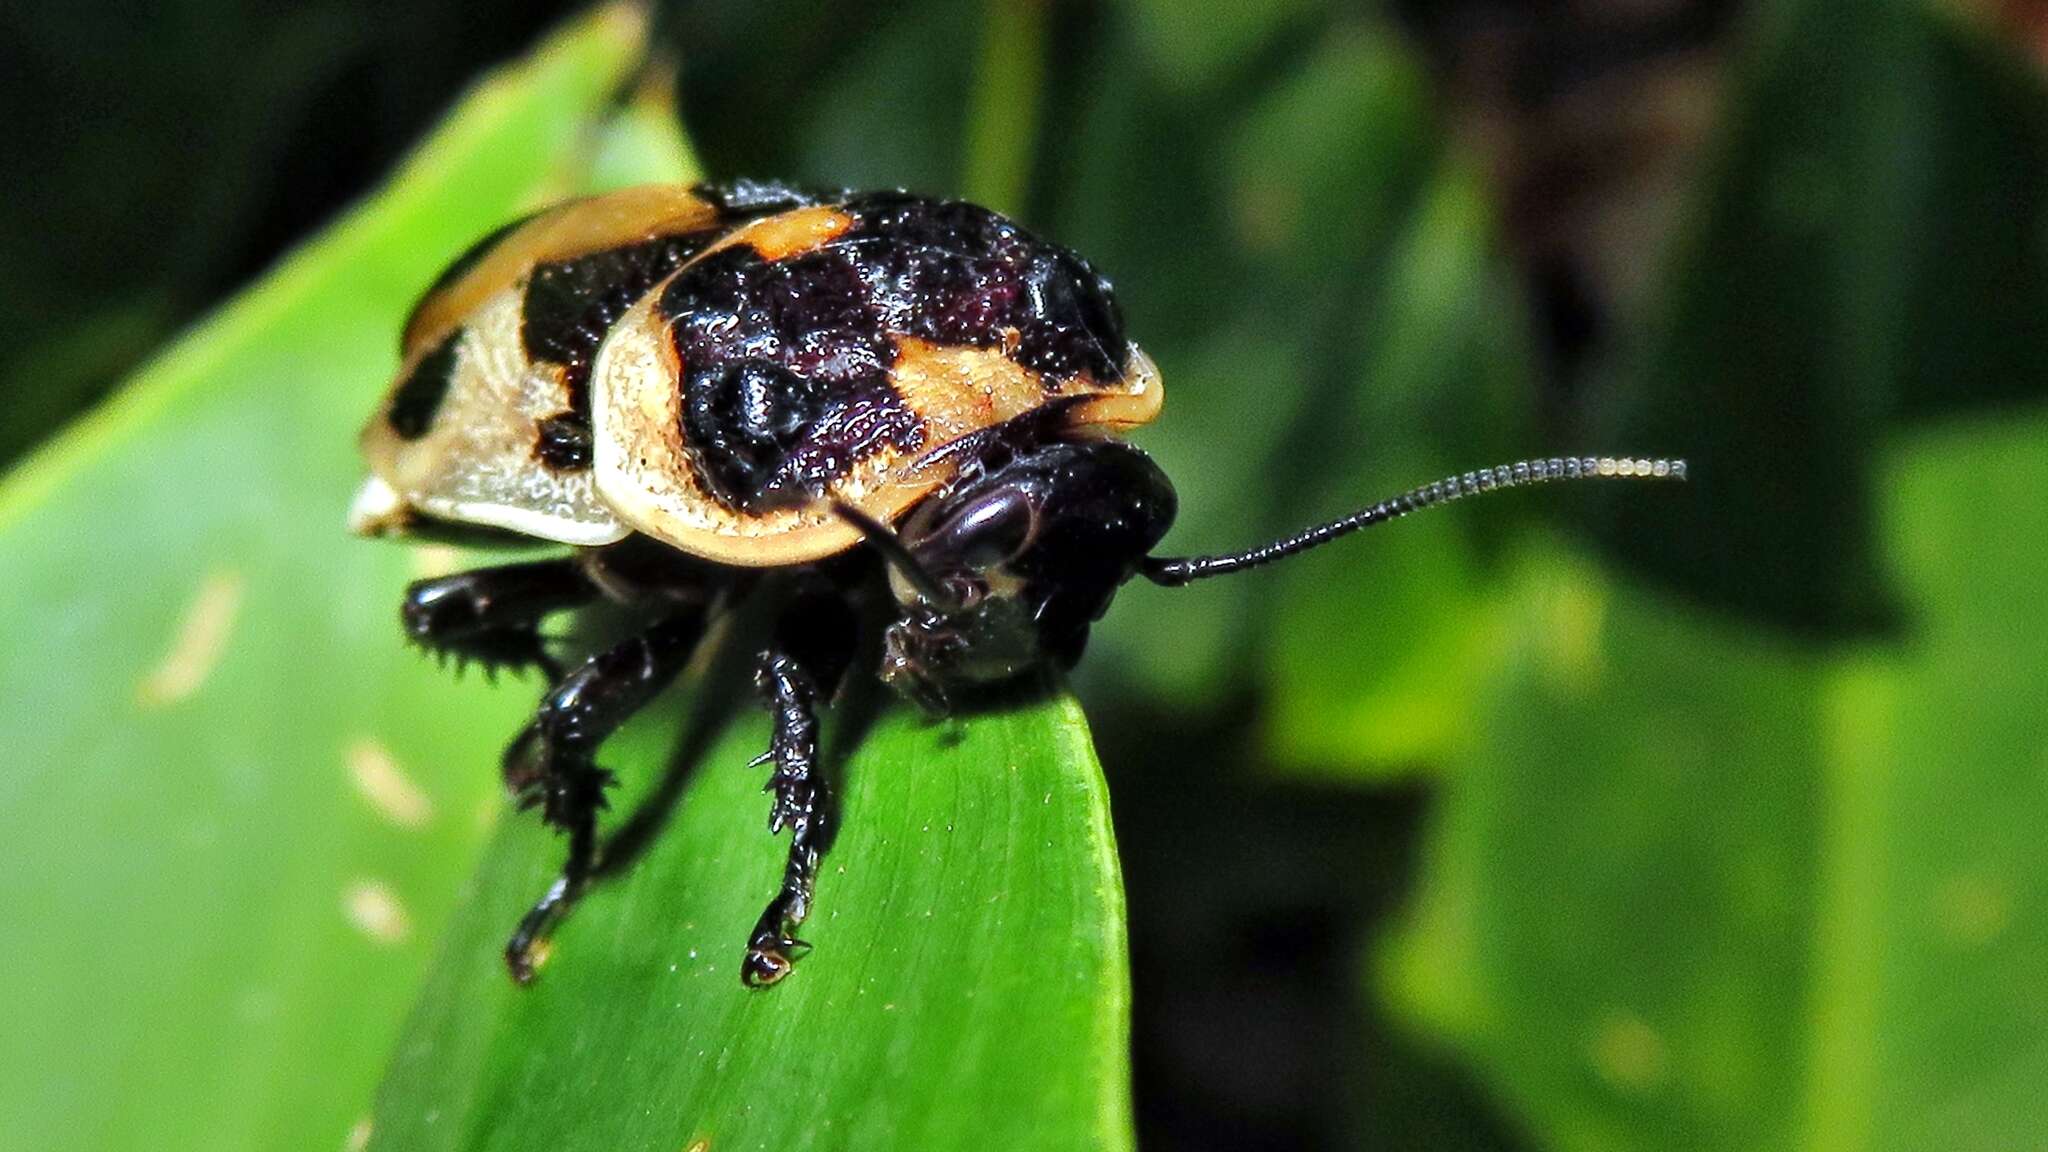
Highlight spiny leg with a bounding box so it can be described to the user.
[402,558,597,681]
[742,595,857,987]
[503,611,706,982]
[740,651,823,986]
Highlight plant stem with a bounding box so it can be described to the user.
[962,0,1048,216]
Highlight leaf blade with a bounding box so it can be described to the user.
[0,9,654,1151]
[368,692,1134,1152]
[1383,417,2048,1152]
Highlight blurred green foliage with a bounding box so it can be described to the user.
[0,0,572,467]
[1388,414,2048,1150]
[4,0,2046,1149]
[1589,0,2048,633]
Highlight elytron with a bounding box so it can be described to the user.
[352,179,1683,986]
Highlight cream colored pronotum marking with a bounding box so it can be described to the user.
[589,284,940,565]
[401,184,722,356]
[589,287,1168,565]
[365,189,1167,560]
[136,568,246,708]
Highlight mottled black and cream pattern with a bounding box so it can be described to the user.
[394,188,1131,489]
[653,192,1131,514]
[564,186,1158,566]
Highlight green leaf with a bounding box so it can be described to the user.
[1800,415,2048,1150]
[585,70,705,193]
[1128,0,1321,92]
[1077,21,1444,704]
[1586,0,2048,633]
[0,9,655,1151]
[1260,160,1534,777]
[961,0,1049,216]
[1893,14,2048,421]
[1584,0,1917,633]
[1383,410,2048,1150]
[1398,12,2048,1139]
[366,690,1134,1152]
[1385,558,1829,1149]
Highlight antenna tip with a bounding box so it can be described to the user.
[1588,456,1687,481]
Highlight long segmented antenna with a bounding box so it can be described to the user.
[832,502,961,611]
[1141,455,1687,587]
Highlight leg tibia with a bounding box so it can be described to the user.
[741,594,858,987]
[502,611,705,983]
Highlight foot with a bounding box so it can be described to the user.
[741,932,811,987]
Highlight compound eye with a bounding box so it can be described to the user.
[928,485,1040,571]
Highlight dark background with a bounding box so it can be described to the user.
[10,1,2048,1149]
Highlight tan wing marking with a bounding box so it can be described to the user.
[696,205,856,263]
[402,184,722,357]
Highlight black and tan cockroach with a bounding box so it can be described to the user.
[352,179,1684,986]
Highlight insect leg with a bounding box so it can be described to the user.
[401,558,595,681]
[502,609,706,982]
[741,594,858,987]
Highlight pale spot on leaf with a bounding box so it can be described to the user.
[235,986,281,1023]
[1590,1009,1669,1094]
[1540,574,1608,696]
[137,569,245,708]
[348,737,434,829]
[409,544,466,579]
[345,1119,373,1152]
[344,879,412,945]
[1933,873,2010,948]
